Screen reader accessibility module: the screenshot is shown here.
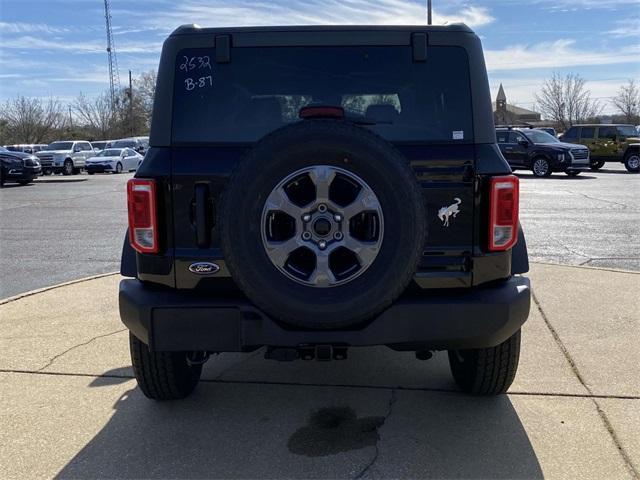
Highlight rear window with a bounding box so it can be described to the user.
[171,45,473,144]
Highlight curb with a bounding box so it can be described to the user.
[530,261,639,275]
[0,271,120,305]
[35,177,88,183]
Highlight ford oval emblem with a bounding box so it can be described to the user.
[188,262,220,275]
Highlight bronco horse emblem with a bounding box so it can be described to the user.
[438,198,462,227]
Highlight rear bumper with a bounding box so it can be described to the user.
[119,276,531,352]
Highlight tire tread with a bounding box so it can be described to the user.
[129,333,201,400]
[449,329,521,395]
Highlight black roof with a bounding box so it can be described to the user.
[170,23,474,36]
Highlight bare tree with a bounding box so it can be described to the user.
[72,92,115,139]
[611,79,640,124]
[1,96,66,143]
[135,70,157,129]
[535,73,603,130]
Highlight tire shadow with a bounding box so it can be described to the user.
[56,363,543,479]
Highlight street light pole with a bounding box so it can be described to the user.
[427,0,432,25]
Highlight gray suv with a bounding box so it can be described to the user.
[36,141,94,175]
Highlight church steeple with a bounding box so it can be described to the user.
[496,83,507,111]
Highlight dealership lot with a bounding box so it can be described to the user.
[1,164,638,299]
[0,165,639,478]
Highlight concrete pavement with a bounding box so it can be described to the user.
[0,263,638,479]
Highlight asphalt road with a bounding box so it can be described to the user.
[0,174,130,298]
[0,164,638,298]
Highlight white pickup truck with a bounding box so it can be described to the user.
[36,140,94,175]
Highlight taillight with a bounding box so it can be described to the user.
[127,179,158,254]
[488,175,519,251]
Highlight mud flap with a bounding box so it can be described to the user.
[511,223,529,274]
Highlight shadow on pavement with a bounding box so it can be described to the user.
[88,367,134,387]
[515,173,596,180]
[56,374,543,479]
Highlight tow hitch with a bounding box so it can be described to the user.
[265,345,349,362]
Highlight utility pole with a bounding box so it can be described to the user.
[129,70,134,136]
[427,0,432,25]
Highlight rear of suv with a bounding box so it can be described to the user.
[119,25,531,400]
[496,126,590,177]
[561,124,640,172]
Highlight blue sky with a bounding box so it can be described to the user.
[1,0,639,113]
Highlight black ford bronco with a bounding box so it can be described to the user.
[119,24,531,400]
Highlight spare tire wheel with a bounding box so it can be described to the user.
[220,120,426,329]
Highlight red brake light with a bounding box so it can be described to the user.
[489,175,519,251]
[299,106,345,119]
[127,179,158,254]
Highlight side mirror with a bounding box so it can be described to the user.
[518,139,529,147]
[73,147,82,153]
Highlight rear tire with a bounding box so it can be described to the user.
[129,333,202,400]
[590,160,605,171]
[566,170,580,177]
[624,153,640,173]
[18,179,31,185]
[448,329,521,395]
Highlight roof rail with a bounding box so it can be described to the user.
[495,124,534,130]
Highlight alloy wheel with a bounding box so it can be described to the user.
[533,159,549,177]
[260,165,384,287]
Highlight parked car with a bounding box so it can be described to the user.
[35,140,94,175]
[0,146,41,186]
[496,126,590,177]
[85,148,143,174]
[560,124,640,172]
[108,136,149,154]
[91,140,112,152]
[120,24,531,401]
[3,144,48,154]
[536,127,556,137]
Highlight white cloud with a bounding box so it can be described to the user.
[606,17,640,38]
[0,21,70,34]
[532,0,640,11]
[0,36,161,54]
[146,0,493,29]
[485,39,640,71]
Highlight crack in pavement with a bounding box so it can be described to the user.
[532,292,639,478]
[2,368,640,400]
[550,236,592,260]
[564,190,630,210]
[35,329,127,372]
[354,389,397,479]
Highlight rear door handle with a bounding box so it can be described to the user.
[194,183,211,248]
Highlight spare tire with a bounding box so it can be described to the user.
[219,120,426,329]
